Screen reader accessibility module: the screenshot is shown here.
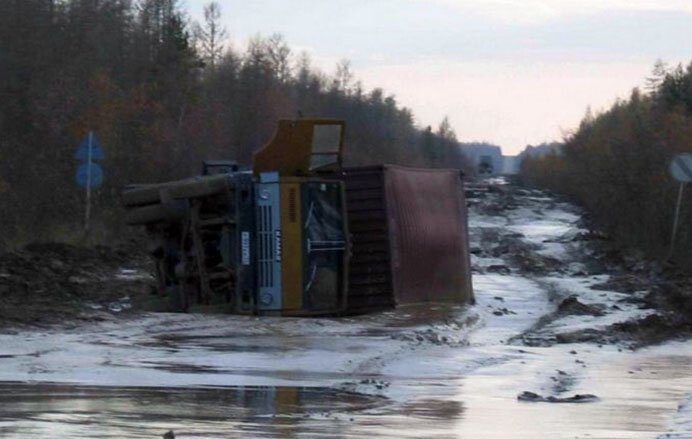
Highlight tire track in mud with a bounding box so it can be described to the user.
[467,180,687,351]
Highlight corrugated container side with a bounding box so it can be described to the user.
[333,167,395,313]
[325,165,473,313]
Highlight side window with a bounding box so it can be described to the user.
[310,124,342,170]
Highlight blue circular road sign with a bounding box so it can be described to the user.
[76,163,104,188]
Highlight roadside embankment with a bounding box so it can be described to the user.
[0,242,151,328]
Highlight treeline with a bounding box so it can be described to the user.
[0,0,467,249]
[520,60,692,265]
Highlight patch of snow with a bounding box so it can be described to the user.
[115,268,152,281]
[470,254,507,269]
[660,393,692,438]
[506,221,574,246]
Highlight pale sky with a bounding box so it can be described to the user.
[185,0,692,154]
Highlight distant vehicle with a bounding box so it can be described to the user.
[479,155,494,175]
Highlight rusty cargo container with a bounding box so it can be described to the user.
[326,165,474,314]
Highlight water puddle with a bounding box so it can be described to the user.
[1,181,690,437]
[0,382,461,438]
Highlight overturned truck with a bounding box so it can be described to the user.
[122,119,473,316]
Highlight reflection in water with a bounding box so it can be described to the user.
[0,382,463,438]
[401,399,464,420]
[452,347,692,438]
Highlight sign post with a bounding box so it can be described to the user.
[75,132,105,233]
[667,153,692,259]
[85,131,93,231]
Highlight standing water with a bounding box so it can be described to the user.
[0,179,690,438]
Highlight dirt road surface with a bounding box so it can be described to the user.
[0,178,690,438]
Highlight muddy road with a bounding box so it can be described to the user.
[0,179,691,438]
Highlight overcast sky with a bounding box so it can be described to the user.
[185,0,691,154]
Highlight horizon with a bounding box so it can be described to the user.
[185,0,691,154]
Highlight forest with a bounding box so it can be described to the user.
[520,60,692,267]
[0,0,467,249]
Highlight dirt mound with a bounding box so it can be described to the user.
[645,282,692,316]
[0,241,151,327]
[557,297,605,317]
[591,274,651,294]
[554,313,692,348]
[611,313,692,346]
[508,252,562,275]
[518,391,598,403]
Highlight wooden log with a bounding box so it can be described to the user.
[122,175,234,207]
[125,201,188,225]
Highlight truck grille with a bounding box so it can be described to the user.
[257,204,274,288]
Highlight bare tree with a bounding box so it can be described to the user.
[645,59,669,93]
[194,1,226,70]
[265,33,291,83]
[333,59,353,93]
[437,116,457,141]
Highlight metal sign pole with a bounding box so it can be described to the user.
[668,181,685,260]
[85,131,93,232]
[75,131,104,234]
